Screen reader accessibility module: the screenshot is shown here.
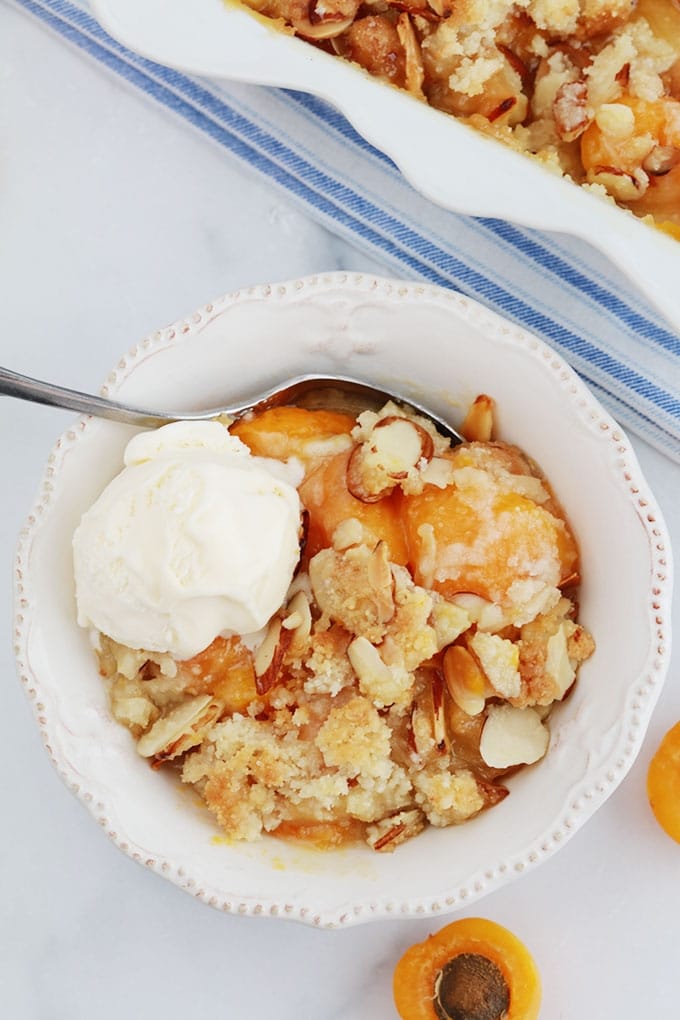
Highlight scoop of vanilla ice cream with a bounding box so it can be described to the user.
[73,420,303,659]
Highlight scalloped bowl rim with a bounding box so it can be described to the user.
[90,0,680,333]
[13,273,673,928]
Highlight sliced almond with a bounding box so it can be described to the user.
[346,443,393,502]
[347,636,393,698]
[294,13,355,39]
[487,96,518,124]
[544,623,576,698]
[410,702,436,758]
[642,145,680,177]
[431,669,448,753]
[366,808,426,852]
[367,541,395,623]
[254,617,291,694]
[347,415,434,501]
[460,394,495,442]
[480,704,549,768]
[443,644,488,716]
[137,695,220,760]
[426,0,452,15]
[553,79,592,142]
[372,415,434,473]
[282,589,313,658]
[396,13,425,101]
[587,165,648,202]
[415,522,436,589]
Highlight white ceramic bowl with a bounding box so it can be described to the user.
[14,274,672,928]
[90,0,680,332]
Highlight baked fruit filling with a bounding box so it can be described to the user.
[239,0,680,236]
[96,397,594,852]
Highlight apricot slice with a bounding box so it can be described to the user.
[393,917,541,1020]
[299,448,409,564]
[272,817,364,850]
[647,720,680,844]
[230,406,355,471]
[178,635,258,714]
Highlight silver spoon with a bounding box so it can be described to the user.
[0,366,464,443]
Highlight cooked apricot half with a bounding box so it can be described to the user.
[230,406,355,470]
[647,720,680,844]
[298,448,409,564]
[393,916,541,1020]
[178,635,258,714]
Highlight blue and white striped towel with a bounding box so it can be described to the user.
[9,0,680,461]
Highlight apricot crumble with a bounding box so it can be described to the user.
[94,396,594,851]
[239,0,680,235]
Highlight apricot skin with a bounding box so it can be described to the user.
[647,720,680,844]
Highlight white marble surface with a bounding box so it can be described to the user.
[1,6,679,1019]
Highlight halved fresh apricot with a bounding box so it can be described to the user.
[393,916,541,1020]
[178,635,258,714]
[647,720,680,844]
[298,448,409,563]
[230,406,355,470]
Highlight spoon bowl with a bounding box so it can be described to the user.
[0,366,464,443]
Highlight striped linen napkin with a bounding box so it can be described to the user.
[10,0,680,462]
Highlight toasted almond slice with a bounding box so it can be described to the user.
[431,670,448,753]
[137,695,218,760]
[587,165,648,202]
[643,145,680,176]
[254,617,292,693]
[347,415,434,501]
[254,617,282,677]
[396,14,426,101]
[372,415,434,474]
[347,635,393,692]
[294,13,354,39]
[544,623,576,698]
[553,79,592,142]
[346,444,394,502]
[410,702,435,758]
[426,0,452,15]
[460,394,495,442]
[366,808,427,852]
[443,644,488,716]
[480,704,549,768]
[367,541,395,624]
[284,589,313,657]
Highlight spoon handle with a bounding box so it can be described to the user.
[0,366,175,428]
